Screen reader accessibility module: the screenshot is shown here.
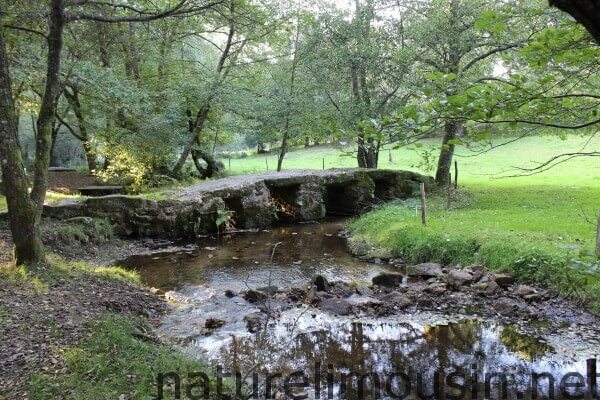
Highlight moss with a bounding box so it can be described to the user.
[44,218,114,247]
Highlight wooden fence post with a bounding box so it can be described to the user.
[454,161,458,189]
[420,183,427,227]
[596,212,600,258]
[447,173,451,209]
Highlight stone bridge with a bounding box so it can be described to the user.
[41,169,432,238]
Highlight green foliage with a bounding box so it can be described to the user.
[216,209,234,228]
[0,196,6,211]
[28,314,209,400]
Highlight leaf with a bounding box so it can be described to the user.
[216,210,234,227]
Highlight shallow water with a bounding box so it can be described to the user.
[122,220,391,292]
[123,220,599,400]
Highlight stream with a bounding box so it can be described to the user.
[123,220,600,400]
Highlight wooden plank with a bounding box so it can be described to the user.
[77,186,123,196]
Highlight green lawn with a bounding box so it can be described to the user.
[224,133,600,187]
[0,196,5,211]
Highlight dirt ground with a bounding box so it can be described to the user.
[0,220,168,399]
[46,170,101,194]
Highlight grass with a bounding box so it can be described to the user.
[349,191,600,309]
[28,314,209,400]
[0,255,139,292]
[45,218,115,247]
[1,257,209,399]
[0,195,6,211]
[222,133,600,186]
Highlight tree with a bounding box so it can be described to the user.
[172,0,274,178]
[277,15,302,172]
[0,0,218,265]
[305,0,416,168]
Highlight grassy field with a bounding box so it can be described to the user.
[224,133,600,186]
[228,133,600,308]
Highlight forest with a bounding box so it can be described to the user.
[2,0,600,399]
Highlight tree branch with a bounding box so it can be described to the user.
[462,42,523,72]
[66,0,223,23]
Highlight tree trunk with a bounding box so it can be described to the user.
[0,0,64,265]
[192,148,220,179]
[277,17,301,172]
[172,105,211,177]
[64,86,96,172]
[0,60,43,264]
[82,140,96,172]
[435,121,463,187]
[172,2,237,178]
[549,0,600,44]
[50,123,60,167]
[277,123,288,172]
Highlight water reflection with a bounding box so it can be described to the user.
[122,220,391,292]
[187,310,588,400]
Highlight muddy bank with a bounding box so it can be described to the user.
[0,219,171,266]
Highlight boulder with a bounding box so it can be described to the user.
[243,289,268,303]
[244,313,262,333]
[331,281,353,297]
[495,297,520,314]
[296,182,326,221]
[515,285,540,301]
[447,270,474,287]
[473,281,502,295]
[354,284,374,297]
[406,263,443,278]
[379,292,412,310]
[313,275,329,292]
[287,288,306,302]
[480,273,514,288]
[320,298,353,316]
[42,199,85,220]
[305,287,319,304]
[204,318,225,329]
[424,282,448,296]
[372,272,404,288]
[345,294,382,306]
[239,182,276,229]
